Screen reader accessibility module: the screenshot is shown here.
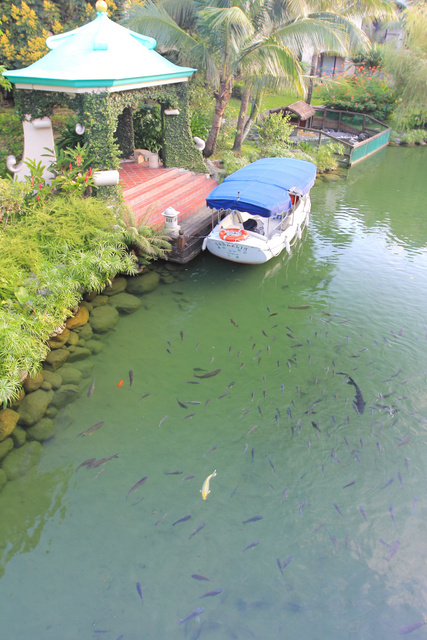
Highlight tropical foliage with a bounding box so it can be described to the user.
[0,0,125,70]
[317,66,396,121]
[0,182,138,405]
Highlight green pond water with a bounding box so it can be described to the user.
[1,146,427,640]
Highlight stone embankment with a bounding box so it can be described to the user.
[0,263,179,490]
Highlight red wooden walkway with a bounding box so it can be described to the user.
[120,161,217,227]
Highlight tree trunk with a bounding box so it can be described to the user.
[232,81,252,152]
[306,53,319,105]
[241,89,263,143]
[203,79,232,158]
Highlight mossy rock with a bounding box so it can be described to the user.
[56,366,83,386]
[89,305,120,333]
[67,346,92,362]
[1,441,42,481]
[102,277,127,296]
[50,384,80,408]
[0,408,20,442]
[126,271,160,295]
[0,469,7,493]
[27,417,55,442]
[11,425,26,448]
[44,348,70,371]
[8,388,25,410]
[85,339,104,355]
[71,360,95,379]
[22,371,44,393]
[0,438,13,461]
[91,295,109,308]
[76,323,93,341]
[108,292,142,314]
[18,388,54,426]
[41,370,63,390]
[66,331,80,346]
[66,305,90,330]
[48,328,70,350]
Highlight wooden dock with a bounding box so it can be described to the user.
[167,206,216,263]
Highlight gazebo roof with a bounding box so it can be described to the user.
[282,101,315,119]
[3,5,196,93]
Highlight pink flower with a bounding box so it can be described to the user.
[69,163,72,170]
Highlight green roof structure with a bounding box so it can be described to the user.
[3,3,195,92]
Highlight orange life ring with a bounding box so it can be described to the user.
[219,227,249,242]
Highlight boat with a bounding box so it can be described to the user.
[202,157,317,264]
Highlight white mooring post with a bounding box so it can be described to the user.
[162,207,180,237]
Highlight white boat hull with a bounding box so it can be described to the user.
[203,195,311,264]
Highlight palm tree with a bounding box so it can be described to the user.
[124,0,348,157]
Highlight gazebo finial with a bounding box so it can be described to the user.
[95,0,108,13]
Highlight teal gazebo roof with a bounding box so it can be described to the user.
[4,6,196,93]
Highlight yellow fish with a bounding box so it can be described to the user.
[200,470,217,500]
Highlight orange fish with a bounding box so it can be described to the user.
[116,380,124,390]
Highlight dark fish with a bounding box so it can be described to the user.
[182,412,196,420]
[172,515,192,526]
[138,392,150,401]
[333,502,344,517]
[359,506,368,522]
[164,470,183,475]
[280,488,288,502]
[154,513,167,526]
[337,372,366,414]
[288,305,311,310]
[398,621,426,635]
[230,318,239,327]
[75,458,96,472]
[269,458,275,472]
[281,555,293,569]
[343,481,356,488]
[226,381,235,389]
[189,523,206,539]
[299,500,307,516]
[216,393,228,400]
[277,558,284,575]
[166,348,172,355]
[180,475,197,482]
[180,330,184,341]
[247,424,259,435]
[76,421,105,437]
[397,434,411,446]
[311,421,321,433]
[251,447,255,462]
[191,574,210,581]
[381,478,394,490]
[203,445,218,457]
[193,368,206,372]
[177,397,188,408]
[242,541,260,552]
[242,516,263,524]
[199,589,222,598]
[136,582,143,603]
[129,370,134,387]
[125,476,148,499]
[185,400,201,406]
[258,405,263,416]
[386,539,401,562]
[194,369,222,379]
[389,505,396,526]
[87,378,95,398]
[178,607,204,624]
[87,454,118,469]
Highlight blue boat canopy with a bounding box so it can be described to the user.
[206,157,317,218]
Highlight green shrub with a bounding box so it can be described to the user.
[317,68,396,121]
[306,142,345,172]
[54,114,87,152]
[133,104,162,153]
[256,113,294,147]
[0,110,23,180]
[401,129,426,144]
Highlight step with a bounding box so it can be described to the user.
[122,167,183,200]
[124,173,199,209]
[126,175,212,213]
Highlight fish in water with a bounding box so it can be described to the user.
[242,516,263,524]
[333,503,344,517]
[164,470,183,475]
[136,582,143,603]
[288,305,311,310]
[181,412,196,420]
[177,398,188,408]
[200,470,217,500]
[389,505,396,526]
[194,369,222,379]
[189,523,206,539]
[75,458,96,472]
[178,607,204,625]
[125,476,148,499]
[203,445,218,457]
[87,454,119,469]
[242,541,260,552]
[116,380,124,390]
[76,421,105,437]
[343,481,356,488]
[381,478,394,490]
[138,392,150,401]
[386,539,401,562]
[337,372,366,414]
[230,318,239,327]
[129,370,134,387]
[87,378,95,398]
[180,330,184,341]
[199,589,222,598]
[299,500,307,516]
[158,415,168,427]
[397,621,427,635]
[397,434,411,447]
[359,506,368,522]
[172,515,192,526]
[191,574,210,581]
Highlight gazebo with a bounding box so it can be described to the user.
[269,101,315,128]
[4,0,206,191]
